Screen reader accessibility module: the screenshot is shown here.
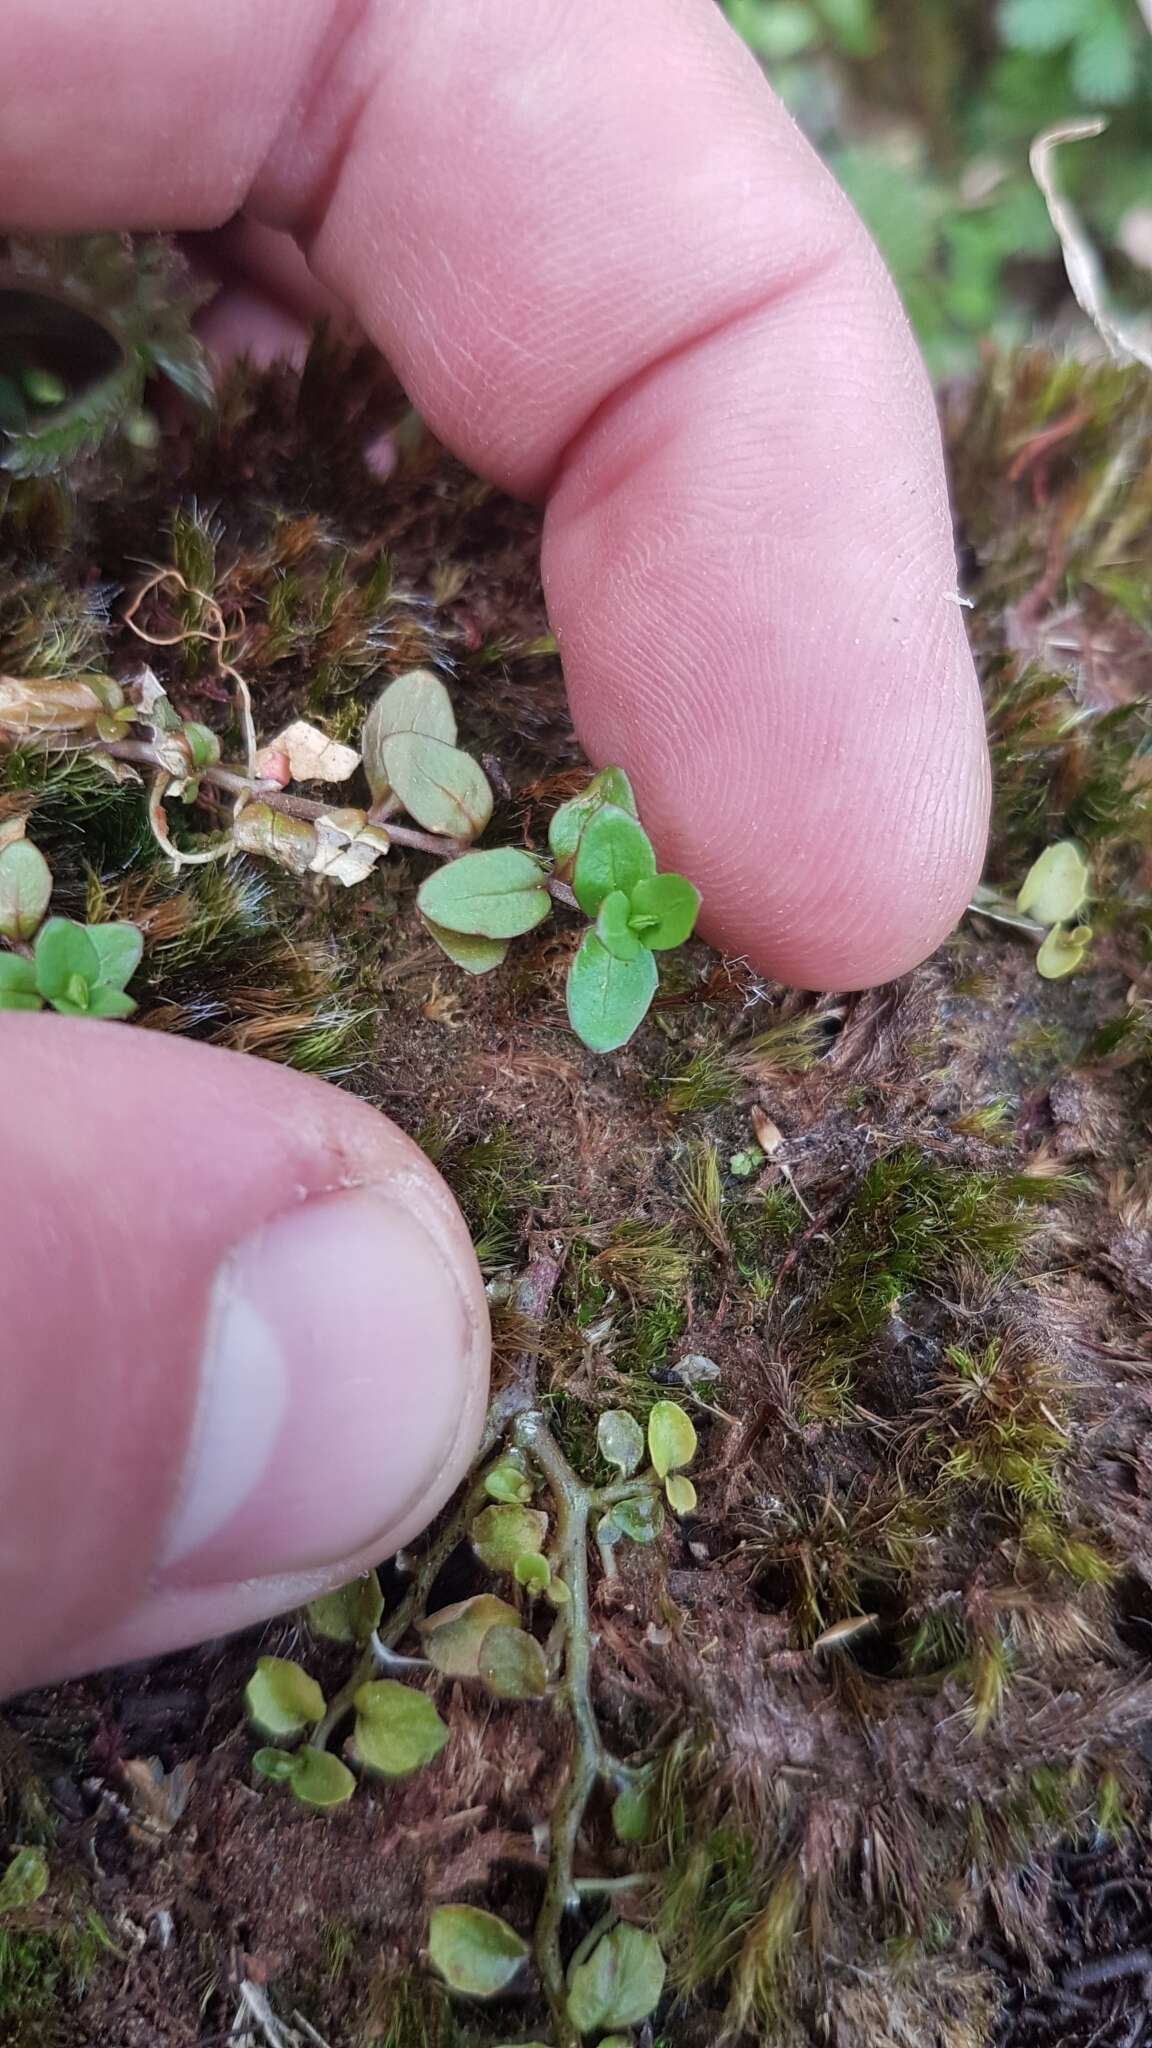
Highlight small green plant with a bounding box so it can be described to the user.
[971,837,1094,977]
[242,1385,701,2046]
[0,620,699,1053]
[0,822,142,1016]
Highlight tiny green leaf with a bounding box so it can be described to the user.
[0,953,42,1011]
[0,839,52,942]
[595,888,643,962]
[352,1680,449,1777]
[610,1493,665,1545]
[423,919,509,975]
[566,1923,666,2033]
[665,1473,698,1514]
[85,921,143,991]
[245,1656,326,1739]
[484,1454,535,1504]
[288,1747,356,1808]
[611,1781,654,1844]
[379,732,494,840]
[417,848,551,939]
[428,1904,528,1998]
[33,917,100,1002]
[417,1594,520,1678]
[648,1400,697,1480]
[0,1847,49,1915]
[513,1551,552,1594]
[1016,841,1090,926]
[84,985,137,1020]
[597,1409,645,1477]
[477,1624,549,1700]
[627,872,700,951]
[566,930,657,1053]
[252,1748,298,1783]
[470,1503,549,1573]
[306,1570,384,1644]
[183,721,221,770]
[548,767,639,868]
[1036,922,1093,979]
[362,669,456,799]
[572,805,656,916]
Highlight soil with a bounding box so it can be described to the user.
[1,336,1152,2048]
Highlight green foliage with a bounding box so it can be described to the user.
[362,671,493,838]
[470,1503,550,1573]
[648,1401,698,1482]
[306,1570,385,1644]
[253,1745,356,1808]
[0,234,211,476]
[597,1409,645,1477]
[352,1681,449,1777]
[722,0,1152,373]
[417,1594,521,1678]
[417,847,551,939]
[566,1923,666,2034]
[244,1656,325,1740]
[565,805,699,1051]
[567,931,658,1053]
[0,1848,48,1915]
[548,765,639,868]
[0,838,51,941]
[476,1623,549,1699]
[427,1905,528,1998]
[0,912,143,1018]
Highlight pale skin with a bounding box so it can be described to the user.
[0,0,989,1697]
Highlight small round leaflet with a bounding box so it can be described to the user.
[428,1905,528,1998]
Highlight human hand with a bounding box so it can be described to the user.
[0,0,988,1696]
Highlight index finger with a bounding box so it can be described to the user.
[3,0,988,987]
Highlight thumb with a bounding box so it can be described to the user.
[0,1019,489,1698]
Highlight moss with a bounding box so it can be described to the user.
[438,1128,545,1272]
[0,1913,112,2043]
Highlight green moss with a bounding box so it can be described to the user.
[662,1043,737,1116]
[439,1127,544,1272]
[0,1913,112,2042]
[363,1972,461,2048]
[593,1220,693,1302]
[798,1151,1049,1374]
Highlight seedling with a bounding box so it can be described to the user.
[0,823,142,1017]
[0,632,699,1052]
[242,1390,702,2047]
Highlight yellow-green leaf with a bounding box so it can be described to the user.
[362,669,456,798]
[417,847,551,939]
[1036,922,1093,979]
[352,1680,448,1777]
[1016,840,1090,926]
[0,1847,48,1915]
[428,1905,528,1998]
[306,1571,384,1644]
[665,1473,698,1514]
[417,1594,520,1678]
[647,1400,697,1479]
[245,1656,325,1738]
[289,1748,356,1808]
[566,1923,666,2033]
[0,839,51,942]
[470,1503,549,1573]
[423,918,509,975]
[477,1624,549,1700]
[379,732,493,839]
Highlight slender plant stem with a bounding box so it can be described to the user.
[512,1408,607,2048]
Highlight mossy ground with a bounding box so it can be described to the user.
[2,312,1152,2047]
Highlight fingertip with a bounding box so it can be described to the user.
[0,1023,489,1694]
